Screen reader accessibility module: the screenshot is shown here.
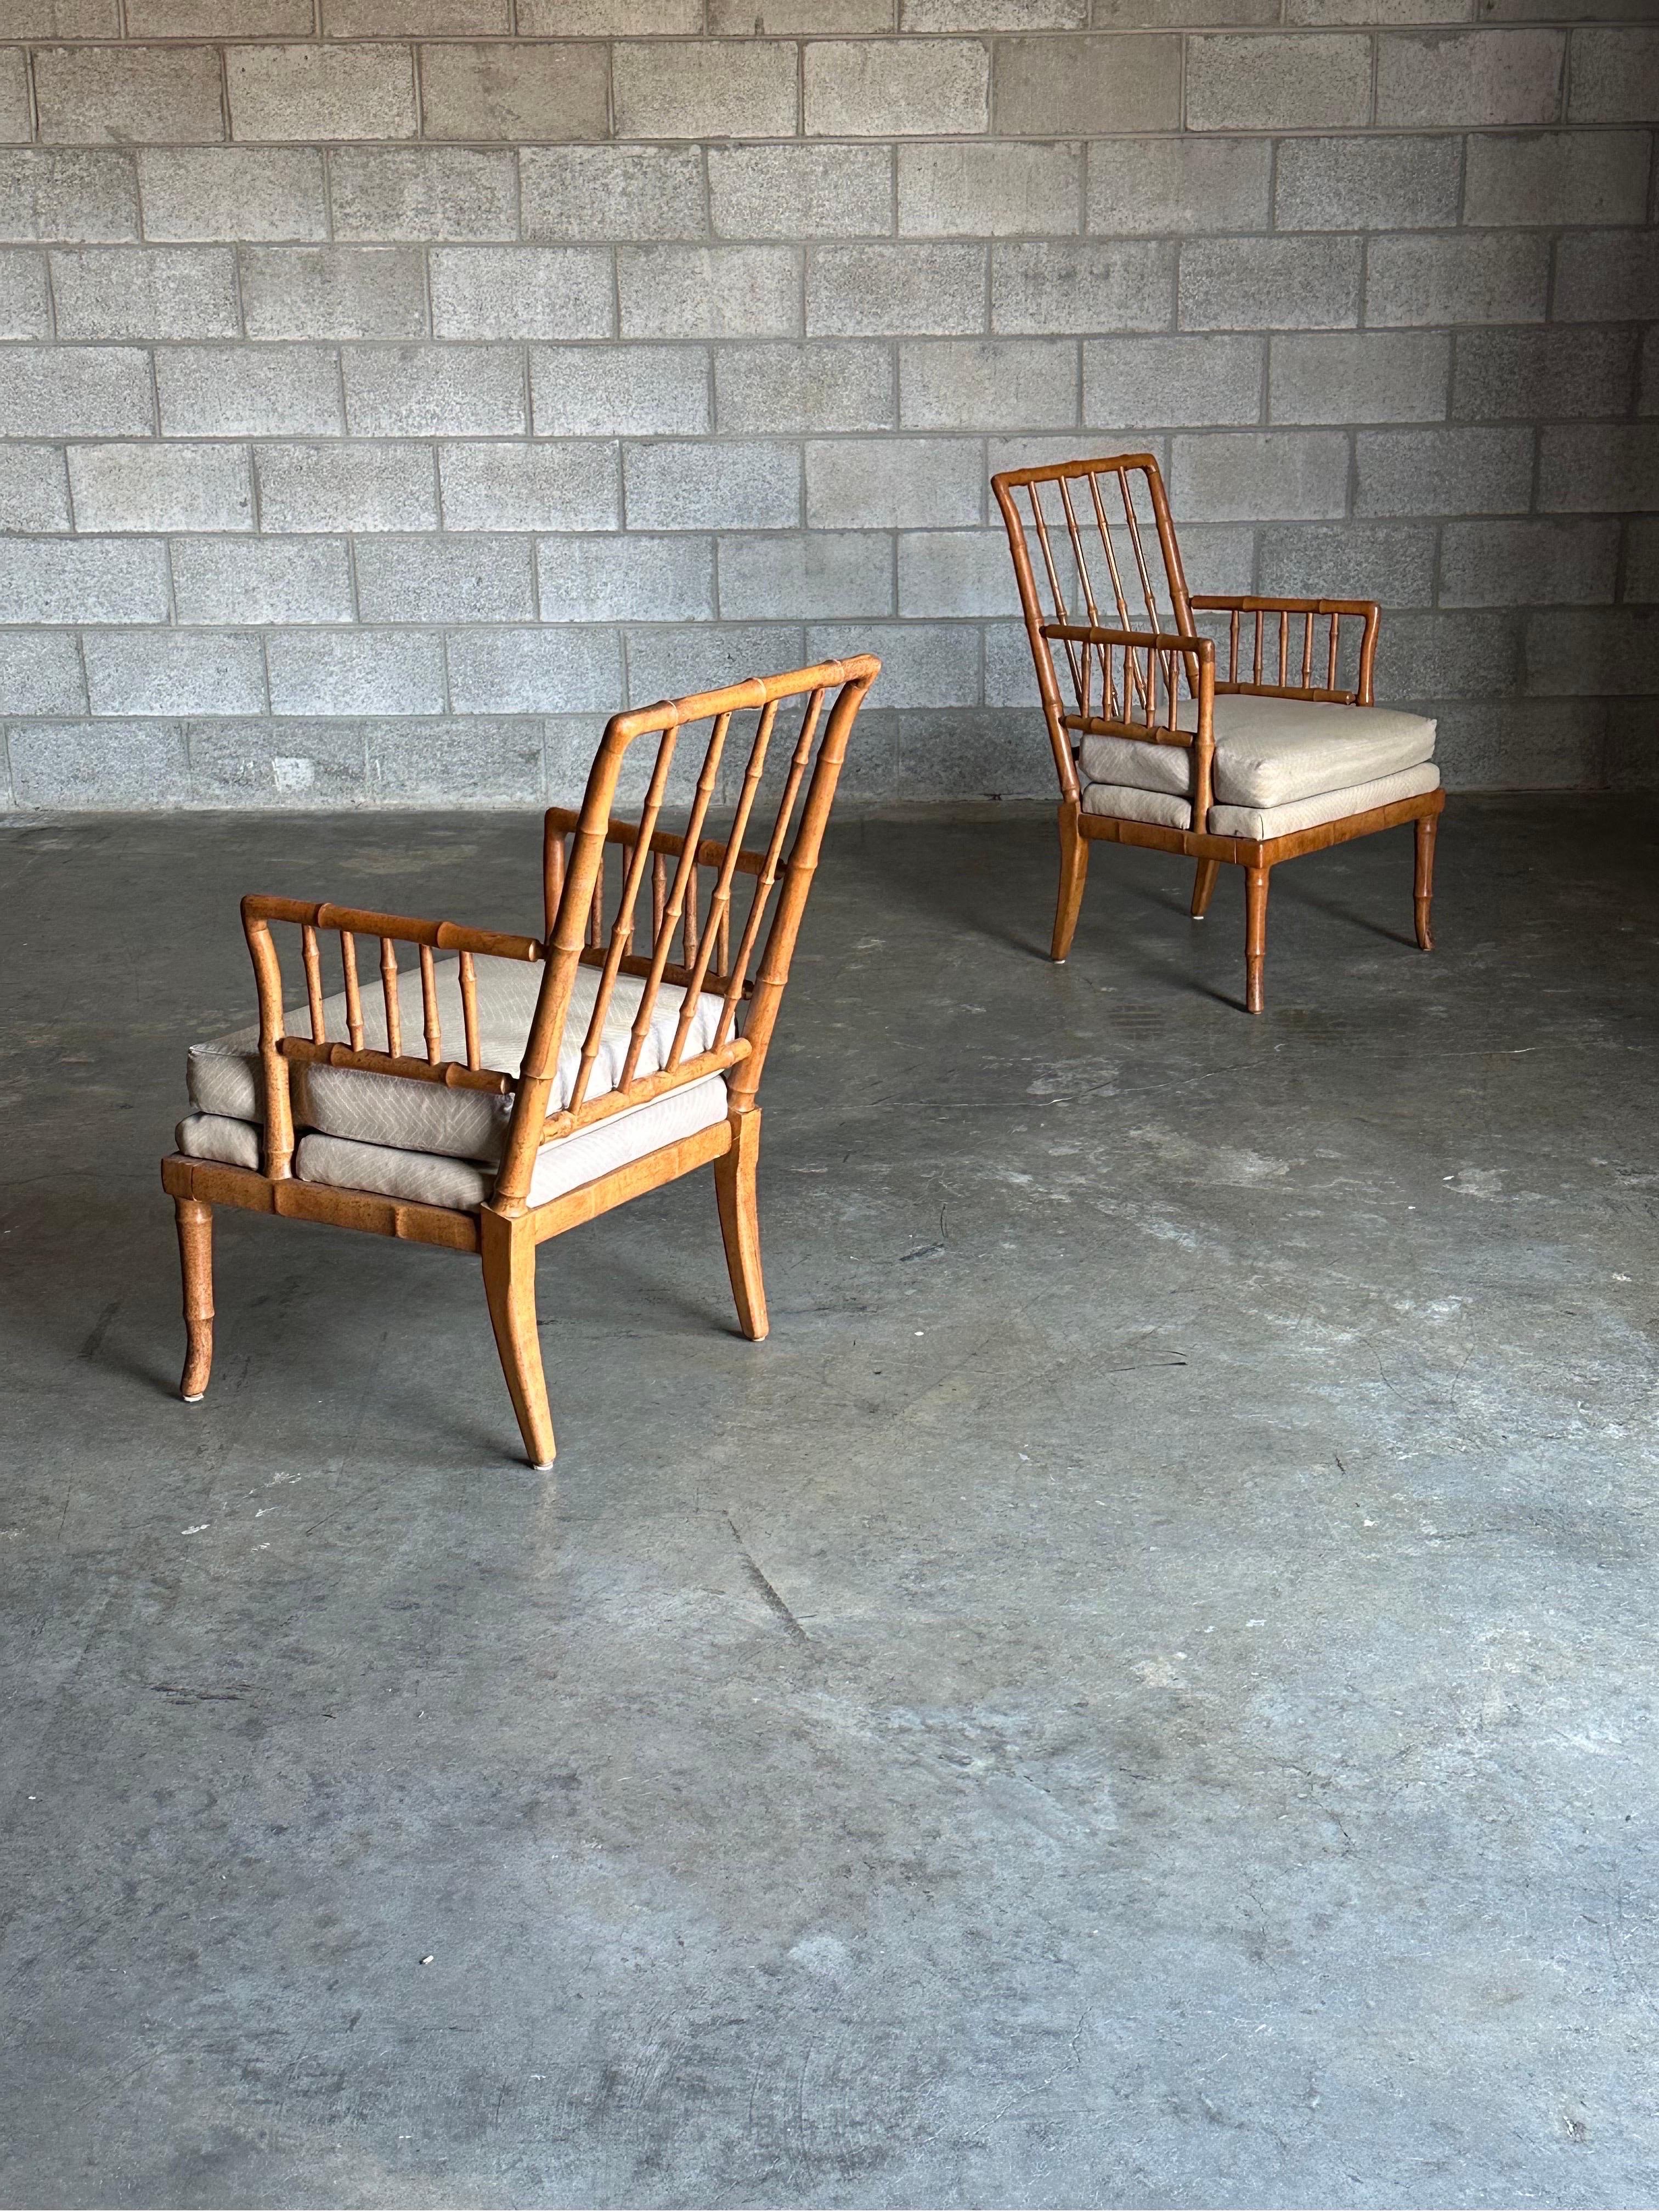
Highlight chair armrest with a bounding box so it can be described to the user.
[1188,595,1379,705]
[1037,625,1217,822]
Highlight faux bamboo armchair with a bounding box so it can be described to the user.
[161,655,879,1469]
[992,454,1443,1011]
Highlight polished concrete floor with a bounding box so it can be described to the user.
[2,796,1656,2210]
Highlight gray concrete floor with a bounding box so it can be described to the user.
[2,797,1657,2210]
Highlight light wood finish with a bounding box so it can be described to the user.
[162,655,879,1469]
[992,452,1443,1010]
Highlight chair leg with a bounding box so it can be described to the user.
[1244,865,1271,1014]
[479,1210,556,1470]
[175,1196,214,1402]
[715,1108,769,1343]
[1190,857,1220,920]
[1414,813,1438,952]
[1051,799,1090,963]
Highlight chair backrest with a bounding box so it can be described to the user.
[493,654,879,1209]
[992,453,1205,798]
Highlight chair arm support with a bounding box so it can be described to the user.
[1188,595,1380,705]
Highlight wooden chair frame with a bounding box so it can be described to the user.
[992,453,1442,1011]
[160,655,880,1469]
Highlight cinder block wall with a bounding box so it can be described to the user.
[0,4,1652,811]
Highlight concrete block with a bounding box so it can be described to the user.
[900,338,1077,429]
[267,629,445,716]
[807,242,985,337]
[431,246,613,340]
[618,245,800,339]
[538,533,713,622]
[322,0,509,30]
[1463,131,1649,229]
[1537,426,1659,514]
[0,151,138,242]
[1085,335,1263,428]
[35,43,224,145]
[171,536,354,626]
[156,345,343,439]
[1606,701,1657,794]
[1355,427,1533,517]
[186,720,369,810]
[0,632,84,721]
[83,629,266,717]
[614,41,797,139]
[898,142,1080,236]
[805,620,978,708]
[355,535,534,624]
[715,343,893,433]
[622,622,805,712]
[446,627,622,715]
[993,35,1181,135]
[718,532,892,620]
[1524,608,1656,697]
[989,430,1165,477]
[1366,234,1549,326]
[1258,521,1437,605]
[805,437,983,529]
[438,440,619,531]
[0,538,169,624]
[994,239,1175,332]
[51,246,238,340]
[1181,236,1359,331]
[1376,29,1564,127]
[138,149,326,242]
[805,39,988,137]
[522,148,704,242]
[9,722,188,810]
[330,149,516,242]
[1624,519,1659,606]
[708,0,889,26]
[1187,34,1371,131]
[131,0,309,24]
[0,248,50,338]
[625,439,800,530]
[1170,522,1256,595]
[1434,699,1606,792]
[367,717,543,804]
[228,44,417,142]
[1568,27,1659,125]
[417,42,607,142]
[1087,137,1270,236]
[983,616,1041,705]
[7,1,119,30]
[1452,327,1636,423]
[1171,431,1349,521]
[1373,608,1522,698]
[0,52,29,146]
[1274,134,1460,230]
[532,344,709,436]
[1644,329,1659,420]
[70,442,252,533]
[1440,519,1618,608]
[1554,233,1659,325]
[0,348,151,438]
[895,708,1049,800]
[256,442,439,533]
[903,0,1082,23]
[896,529,1017,618]
[522,0,698,25]
[0,447,72,533]
[242,245,427,340]
[1268,332,1449,425]
[708,145,892,240]
[343,344,526,436]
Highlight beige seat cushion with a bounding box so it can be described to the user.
[176,1073,729,1213]
[1081,760,1441,841]
[1078,693,1436,811]
[186,953,730,1164]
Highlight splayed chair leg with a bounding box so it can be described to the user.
[1414,812,1438,952]
[176,1197,214,1402]
[1244,864,1271,1015]
[715,1108,769,1343]
[1190,857,1220,920]
[1052,800,1089,963]
[480,1209,555,1470]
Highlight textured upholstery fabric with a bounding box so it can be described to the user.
[186,954,730,1164]
[294,1074,729,1212]
[1081,761,1441,840]
[1077,694,1436,810]
[176,1112,261,1170]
